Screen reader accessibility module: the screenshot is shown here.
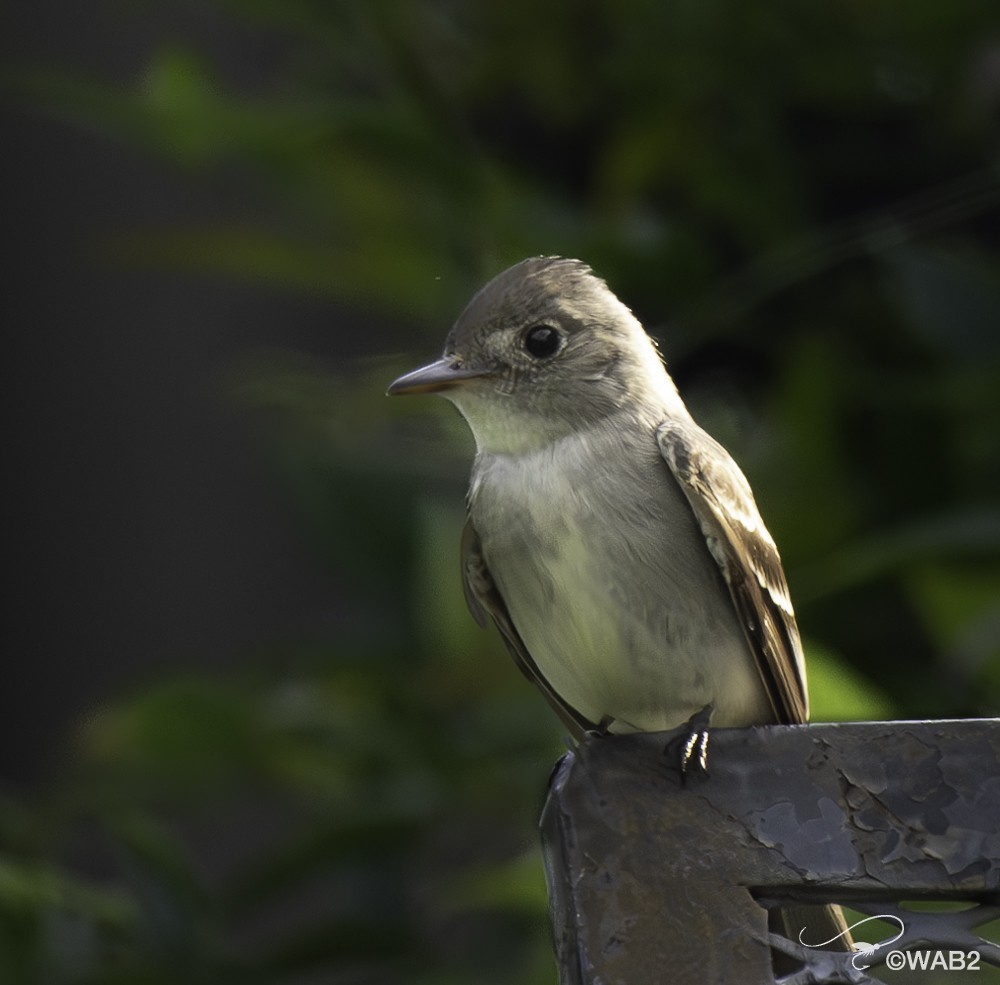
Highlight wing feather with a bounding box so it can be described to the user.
[656,420,809,724]
[460,518,595,738]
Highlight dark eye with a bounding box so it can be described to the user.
[523,324,561,359]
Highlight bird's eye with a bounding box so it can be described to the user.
[523,325,561,359]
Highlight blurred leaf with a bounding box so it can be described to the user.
[82,678,263,793]
[411,496,482,666]
[98,226,467,322]
[906,563,1000,645]
[443,850,548,913]
[0,855,135,927]
[806,643,896,722]
[905,563,1000,705]
[795,509,1000,603]
[883,243,1000,359]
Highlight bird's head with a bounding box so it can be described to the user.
[388,257,678,454]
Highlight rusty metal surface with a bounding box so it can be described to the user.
[540,719,1000,984]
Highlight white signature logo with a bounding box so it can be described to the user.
[800,914,906,971]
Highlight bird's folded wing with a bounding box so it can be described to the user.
[461,518,595,738]
[656,419,809,724]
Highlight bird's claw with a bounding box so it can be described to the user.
[664,704,713,783]
[681,724,710,774]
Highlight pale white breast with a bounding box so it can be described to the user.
[468,420,772,731]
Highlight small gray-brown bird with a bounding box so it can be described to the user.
[389,256,850,952]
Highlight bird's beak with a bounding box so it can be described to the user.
[387,357,489,396]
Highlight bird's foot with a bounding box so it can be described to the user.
[583,714,616,740]
[663,704,713,783]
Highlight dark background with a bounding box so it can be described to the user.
[4,2,366,785]
[2,2,999,983]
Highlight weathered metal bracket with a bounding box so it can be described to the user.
[541,719,1000,984]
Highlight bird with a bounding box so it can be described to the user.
[387,255,851,954]
[388,256,806,739]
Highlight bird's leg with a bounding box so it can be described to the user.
[663,704,714,782]
[584,714,617,739]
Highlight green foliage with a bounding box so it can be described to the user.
[7,0,1000,981]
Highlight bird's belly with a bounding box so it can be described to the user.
[498,540,767,731]
[473,453,772,731]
